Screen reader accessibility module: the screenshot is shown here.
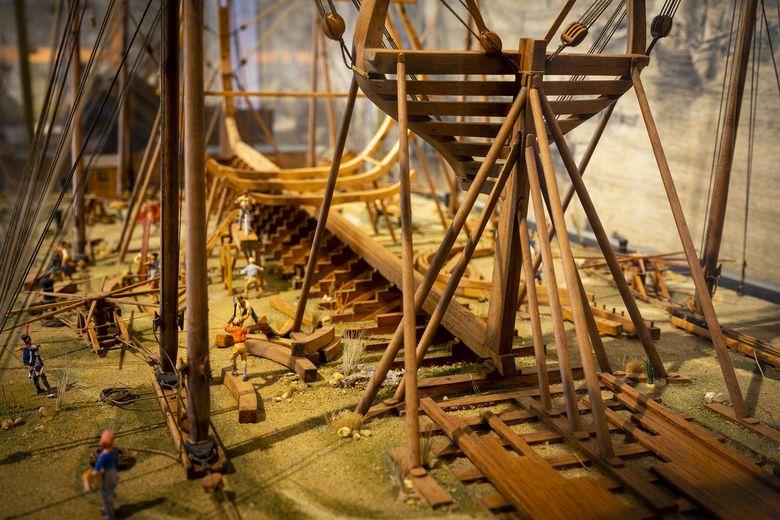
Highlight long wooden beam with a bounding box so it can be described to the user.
[632,66,747,419]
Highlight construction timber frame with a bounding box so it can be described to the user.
[349,0,755,468]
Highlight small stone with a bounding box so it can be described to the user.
[13,417,24,426]
[281,392,291,399]
[286,398,293,403]
[40,407,56,421]
[704,391,716,404]
[403,478,414,491]
[273,396,282,402]
[332,372,344,381]
[337,427,351,438]
[352,432,361,441]
[359,429,372,438]
[1,419,12,430]
[712,392,728,404]
[34,425,44,432]
[442,396,448,401]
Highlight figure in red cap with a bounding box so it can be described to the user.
[92,429,119,519]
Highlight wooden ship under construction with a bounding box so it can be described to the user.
[1,0,780,518]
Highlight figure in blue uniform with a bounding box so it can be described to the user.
[18,333,53,396]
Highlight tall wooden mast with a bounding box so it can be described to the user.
[183,0,211,445]
[13,0,34,144]
[117,0,132,196]
[160,0,180,374]
[70,0,86,256]
[700,0,759,298]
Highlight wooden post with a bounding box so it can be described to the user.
[701,0,759,297]
[183,0,211,443]
[544,0,577,44]
[539,91,664,377]
[159,0,180,374]
[117,0,131,197]
[118,139,161,263]
[116,107,160,253]
[374,180,398,244]
[626,0,647,54]
[523,134,581,432]
[292,78,360,333]
[70,0,86,256]
[392,137,521,403]
[519,214,552,410]
[485,39,541,374]
[517,103,615,304]
[13,0,35,143]
[632,66,748,419]
[530,87,612,457]
[307,13,319,167]
[355,88,528,416]
[396,55,420,469]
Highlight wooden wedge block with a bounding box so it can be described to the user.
[319,337,343,363]
[215,333,234,348]
[290,326,336,357]
[246,338,318,382]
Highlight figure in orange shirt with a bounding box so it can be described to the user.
[225,320,250,381]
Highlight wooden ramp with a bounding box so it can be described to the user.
[422,397,628,519]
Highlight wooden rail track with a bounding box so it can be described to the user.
[418,375,780,519]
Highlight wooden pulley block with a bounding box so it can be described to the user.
[479,31,503,54]
[561,21,588,47]
[321,12,346,41]
[651,14,674,39]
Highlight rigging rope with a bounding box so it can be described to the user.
[0,0,159,339]
[739,5,762,296]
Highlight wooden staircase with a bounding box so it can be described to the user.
[353,0,647,192]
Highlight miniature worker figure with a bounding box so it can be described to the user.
[119,267,134,289]
[58,241,74,279]
[18,333,54,397]
[241,257,265,297]
[147,252,160,280]
[225,320,250,381]
[235,191,254,236]
[231,294,261,327]
[92,429,120,520]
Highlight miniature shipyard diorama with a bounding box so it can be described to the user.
[2,0,780,518]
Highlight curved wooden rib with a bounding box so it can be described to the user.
[206,119,402,193]
[352,0,648,191]
[215,1,401,203]
[247,170,416,207]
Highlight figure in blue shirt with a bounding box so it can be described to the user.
[18,333,53,396]
[93,429,119,520]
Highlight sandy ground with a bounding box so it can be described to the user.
[1,196,778,519]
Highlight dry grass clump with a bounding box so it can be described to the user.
[328,410,364,432]
[625,358,645,374]
[420,424,438,469]
[340,331,367,376]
